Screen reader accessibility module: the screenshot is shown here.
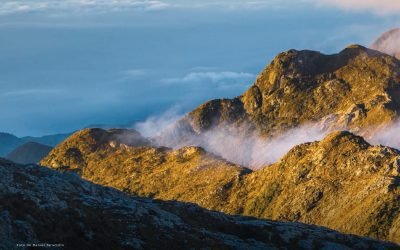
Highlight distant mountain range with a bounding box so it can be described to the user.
[0,132,70,157]
[6,141,52,164]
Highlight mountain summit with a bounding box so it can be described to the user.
[177,45,400,138]
[153,45,400,167]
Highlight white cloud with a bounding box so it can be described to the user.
[0,0,170,16]
[0,0,313,16]
[171,1,284,9]
[134,106,182,137]
[172,0,311,10]
[314,0,400,14]
[163,71,255,85]
[4,0,399,16]
[370,28,400,58]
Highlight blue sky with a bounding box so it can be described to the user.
[1,0,399,136]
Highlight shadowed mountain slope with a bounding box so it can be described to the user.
[0,132,70,157]
[4,158,396,249]
[41,129,400,243]
[6,142,52,164]
[0,133,21,157]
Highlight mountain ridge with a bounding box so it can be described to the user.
[41,128,400,243]
[0,132,70,157]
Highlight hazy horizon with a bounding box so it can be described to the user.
[1,0,399,136]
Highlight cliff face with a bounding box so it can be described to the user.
[5,158,393,250]
[179,45,400,138]
[41,129,400,243]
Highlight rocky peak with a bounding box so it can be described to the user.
[42,128,151,170]
[279,130,399,176]
[319,131,370,149]
[62,128,149,150]
[178,45,400,139]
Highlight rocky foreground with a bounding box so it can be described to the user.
[2,159,397,249]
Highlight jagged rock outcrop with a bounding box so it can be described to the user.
[4,158,394,249]
[41,129,400,243]
[174,45,400,138]
[6,142,52,164]
[371,28,400,59]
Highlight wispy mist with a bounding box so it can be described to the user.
[134,110,333,169]
[371,29,400,58]
[133,105,400,169]
[133,108,183,138]
[368,121,400,150]
[182,124,329,168]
